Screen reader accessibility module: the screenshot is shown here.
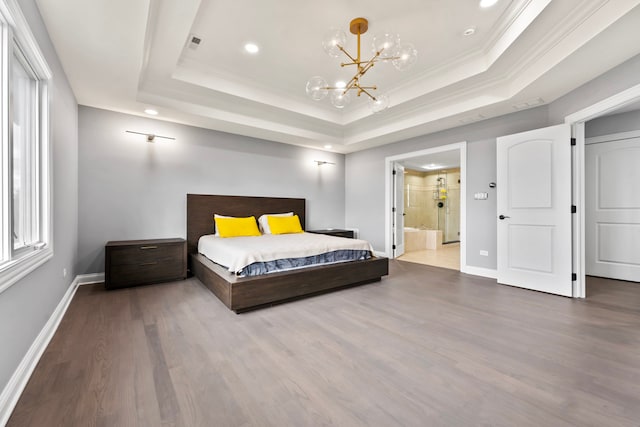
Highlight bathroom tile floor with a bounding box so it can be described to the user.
[397,242,460,270]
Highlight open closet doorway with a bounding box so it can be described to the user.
[566,83,640,298]
[582,105,640,297]
[385,142,467,271]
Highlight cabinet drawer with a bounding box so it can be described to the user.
[108,244,183,266]
[107,260,184,289]
[328,231,354,238]
[307,229,354,239]
[105,238,187,290]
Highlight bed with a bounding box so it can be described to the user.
[187,194,389,312]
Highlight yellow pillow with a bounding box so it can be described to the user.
[267,215,303,235]
[215,216,261,238]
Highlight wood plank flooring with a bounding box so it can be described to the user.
[8,262,640,426]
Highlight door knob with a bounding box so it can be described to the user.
[499,215,510,220]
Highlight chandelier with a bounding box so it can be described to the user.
[306,17,417,113]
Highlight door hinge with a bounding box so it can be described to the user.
[570,138,576,146]
[571,273,577,281]
[571,205,577,214]
[392,169,397,175]
[392,207,396,212]
[392,244,397,250]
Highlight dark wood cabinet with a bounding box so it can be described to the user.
[307,229,354,239]
[105,238,187,289]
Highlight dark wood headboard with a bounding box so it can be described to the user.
[186,194,306,254]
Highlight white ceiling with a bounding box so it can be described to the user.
[35,0,640,153]
[400,150,461,172]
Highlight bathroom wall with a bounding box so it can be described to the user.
[403,168,460,242]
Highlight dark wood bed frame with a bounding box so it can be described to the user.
[186,194,389,313]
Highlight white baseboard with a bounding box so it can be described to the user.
[461,265,498,279]
[373,250,389,258]
[77,272,104,285]
[0,275,81,426]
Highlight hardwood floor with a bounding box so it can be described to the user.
[8,262,640,426]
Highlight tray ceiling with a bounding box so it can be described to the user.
[35,0,640,152]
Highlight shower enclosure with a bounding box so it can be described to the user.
[404,168,460,244]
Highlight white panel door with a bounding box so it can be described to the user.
[586,137,640,282]
[393,163,405,257]
[497,124,572,296]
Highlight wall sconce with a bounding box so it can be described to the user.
[314,160,335,166]
[126,130,175,143]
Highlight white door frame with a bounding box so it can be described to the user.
[565,82,640,298]
[384,142,467,271]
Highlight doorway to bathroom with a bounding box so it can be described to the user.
[385,142,467,271]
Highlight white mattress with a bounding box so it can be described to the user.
[198,232,373,274]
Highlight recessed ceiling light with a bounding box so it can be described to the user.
[324,144,332,149]
[144,108,158,115]
[335,81,346,89]
[244,43,259,54]
[422,163,442,170]
[479,0,498,8]
[463,27,476,36]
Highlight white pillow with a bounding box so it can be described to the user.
[258,212,293,234]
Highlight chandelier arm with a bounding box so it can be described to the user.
[307,17,414,110]
[338,45,358,64]
[360,51,382,67]
[358,87,377,101]
[356,61,376,80]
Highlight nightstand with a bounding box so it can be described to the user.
[307,229,354,239]
[105,238,187,289]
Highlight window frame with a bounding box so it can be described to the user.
[0,0,52,294]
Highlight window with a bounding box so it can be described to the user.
[0,0,52,292]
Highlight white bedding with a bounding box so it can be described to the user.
[198,232,373,274]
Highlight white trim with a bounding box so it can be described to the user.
[384,142,467,272]
[461,265,498,279]
[373,250,387,258]
[0,275,80,426]
[572,122,586,298]
[0,247,51,294]
[77,272,104,285]
[0,0,53,294]
[565,82,640,299]
[459,142,467,271]
[585,129,640,145]
[564,83,640,125]
[0,0,51,79]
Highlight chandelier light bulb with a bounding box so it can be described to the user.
[372,32,400,56]
[322,29,347,58]
[306,17,416,112]
[369,94,390,113]
[392,43,418,71]
[306,76,329,101]
[330,90,351,109]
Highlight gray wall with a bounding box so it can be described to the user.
[465,139,497,269]
[0,0,78,397]
[585,109,640,138]
[548,54,640,124]
[347,52,640,270]
[345,107,549,261]
[78,107,346,274]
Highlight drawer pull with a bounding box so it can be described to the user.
[139,262,158,266]
[139,246,158,250]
